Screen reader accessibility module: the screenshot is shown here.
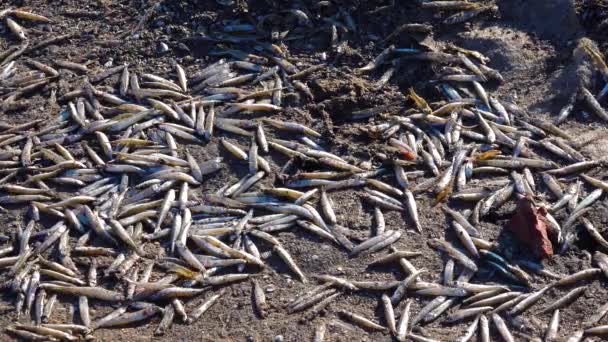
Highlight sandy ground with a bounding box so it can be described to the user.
[1,0,608,341]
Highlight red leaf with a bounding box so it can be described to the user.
[508,196,554,259]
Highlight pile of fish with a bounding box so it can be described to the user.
[1,2,608,341]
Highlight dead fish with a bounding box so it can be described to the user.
[539,286,586,314]
[491,314,515,342]
[187,293,222,324]
[40,284,125,301]
[428,239,478,271]
[508,287,551,316]
[554,268,601,287]
[457,315,480,342]
[585,325,608,335]
[95,306,161,328]
[6,18,27,40]
[339,310,387,332]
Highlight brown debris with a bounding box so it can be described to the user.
[508,196,554,259]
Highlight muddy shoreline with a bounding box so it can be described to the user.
[1,0,608,341]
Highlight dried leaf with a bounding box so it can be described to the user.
[508,196,553,259]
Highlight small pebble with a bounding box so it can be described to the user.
[158,42,169,53]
